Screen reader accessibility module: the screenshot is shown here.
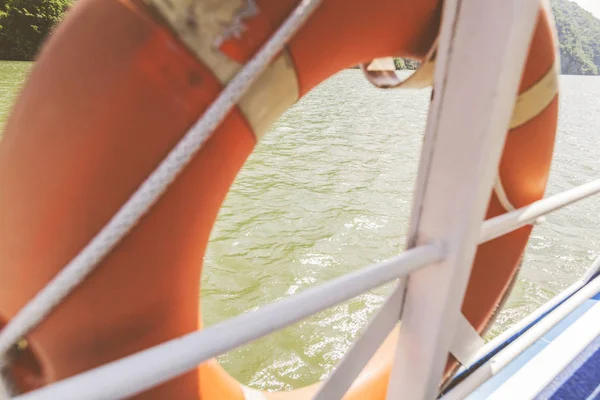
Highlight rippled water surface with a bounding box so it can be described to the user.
[2,62,600,391]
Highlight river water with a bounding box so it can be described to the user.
[1,61,600,391]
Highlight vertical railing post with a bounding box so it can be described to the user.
[386,1,543,399]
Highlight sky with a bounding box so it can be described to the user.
[573,0,600,19]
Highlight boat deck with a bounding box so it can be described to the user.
[442,282,600,399]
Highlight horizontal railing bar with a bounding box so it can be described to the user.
[580,252,600,284]
[480,179,600,243]
[15,244,443,400]
[441,272,600,400]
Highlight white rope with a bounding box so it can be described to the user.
[0,0,323,362]
[0,370,12,400]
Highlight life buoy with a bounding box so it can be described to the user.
[0,0,558,398]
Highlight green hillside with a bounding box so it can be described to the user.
[551,0,600,75]
[0,0,70,61]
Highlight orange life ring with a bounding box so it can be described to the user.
[0,0,558,398]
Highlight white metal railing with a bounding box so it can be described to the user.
[314,180,600,400]
[480,179,600,243]
[11,178,600,400]
[2,0,598,399]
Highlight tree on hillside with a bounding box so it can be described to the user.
[394,58,419,71]
[0,0,71,61]
[551,0,600,75]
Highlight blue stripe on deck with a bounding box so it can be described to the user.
[536,323,600,399]
[463,291,600,400]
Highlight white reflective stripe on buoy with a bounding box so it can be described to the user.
[242,385,268,400]
[450,314,485,366]
[509,60,558,130]
[494,175,516,212]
